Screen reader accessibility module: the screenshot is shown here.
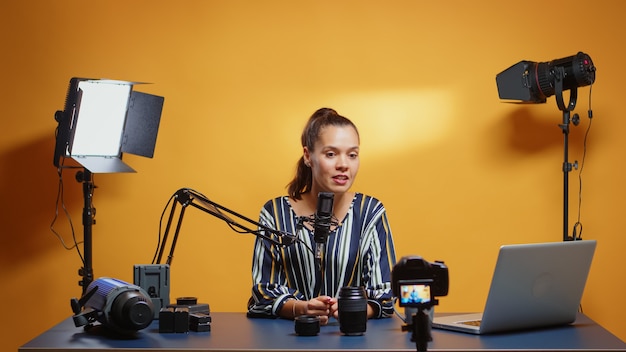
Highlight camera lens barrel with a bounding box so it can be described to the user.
[294,315,320,336]
[337,286,368,336]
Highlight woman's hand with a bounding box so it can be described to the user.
[289,296,337,325]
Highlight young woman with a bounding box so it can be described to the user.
[247,108,397,325]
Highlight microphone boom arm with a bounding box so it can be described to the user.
[155,188,297,265]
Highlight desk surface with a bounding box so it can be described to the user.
[20,312,626,352]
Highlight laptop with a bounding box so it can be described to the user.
[432,240,596,334]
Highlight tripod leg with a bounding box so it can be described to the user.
[411,310,432,352]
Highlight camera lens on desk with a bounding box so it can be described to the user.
[294,315,320,336]
[337,286,367,336]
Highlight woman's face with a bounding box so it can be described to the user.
[304,125,360,195]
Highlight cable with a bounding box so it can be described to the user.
[49,161,84,264]
[391,297,409,324]
[572,84,594,240]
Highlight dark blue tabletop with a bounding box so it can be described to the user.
[20,312,626,351]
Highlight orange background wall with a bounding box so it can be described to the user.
[2,1,625,350]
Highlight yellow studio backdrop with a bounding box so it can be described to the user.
[1,1,624,350]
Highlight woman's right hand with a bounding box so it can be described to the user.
[294,296,336,325]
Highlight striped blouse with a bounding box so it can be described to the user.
[247,193,397,319]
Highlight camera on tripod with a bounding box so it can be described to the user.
[392,256,449,352]
[392,255,449,309]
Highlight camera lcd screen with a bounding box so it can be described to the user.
[399,282,431,306]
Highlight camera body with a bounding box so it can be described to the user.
[392,256,449,309]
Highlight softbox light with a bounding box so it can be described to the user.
[53,78,164,173]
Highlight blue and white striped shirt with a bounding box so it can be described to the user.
[248,193,397,319]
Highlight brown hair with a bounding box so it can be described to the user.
[287,107,359,200]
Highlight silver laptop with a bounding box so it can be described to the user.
[432,240,596,334]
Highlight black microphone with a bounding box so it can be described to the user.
[313,192,334,259]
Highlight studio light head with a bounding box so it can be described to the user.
[71,277,154,335]
[495,53,598,242]
[53,77,164,173]
[496,52,596,103]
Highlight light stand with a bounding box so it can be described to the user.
[154,188,297,266]
[53,77,164,294]
[553,66,580,241]
[77,169,95,292]
[495,52,596,241]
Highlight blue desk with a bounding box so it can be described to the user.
[20,312,626,351]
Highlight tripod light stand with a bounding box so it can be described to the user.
[496,52,596,241]
[53,77,164,294]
